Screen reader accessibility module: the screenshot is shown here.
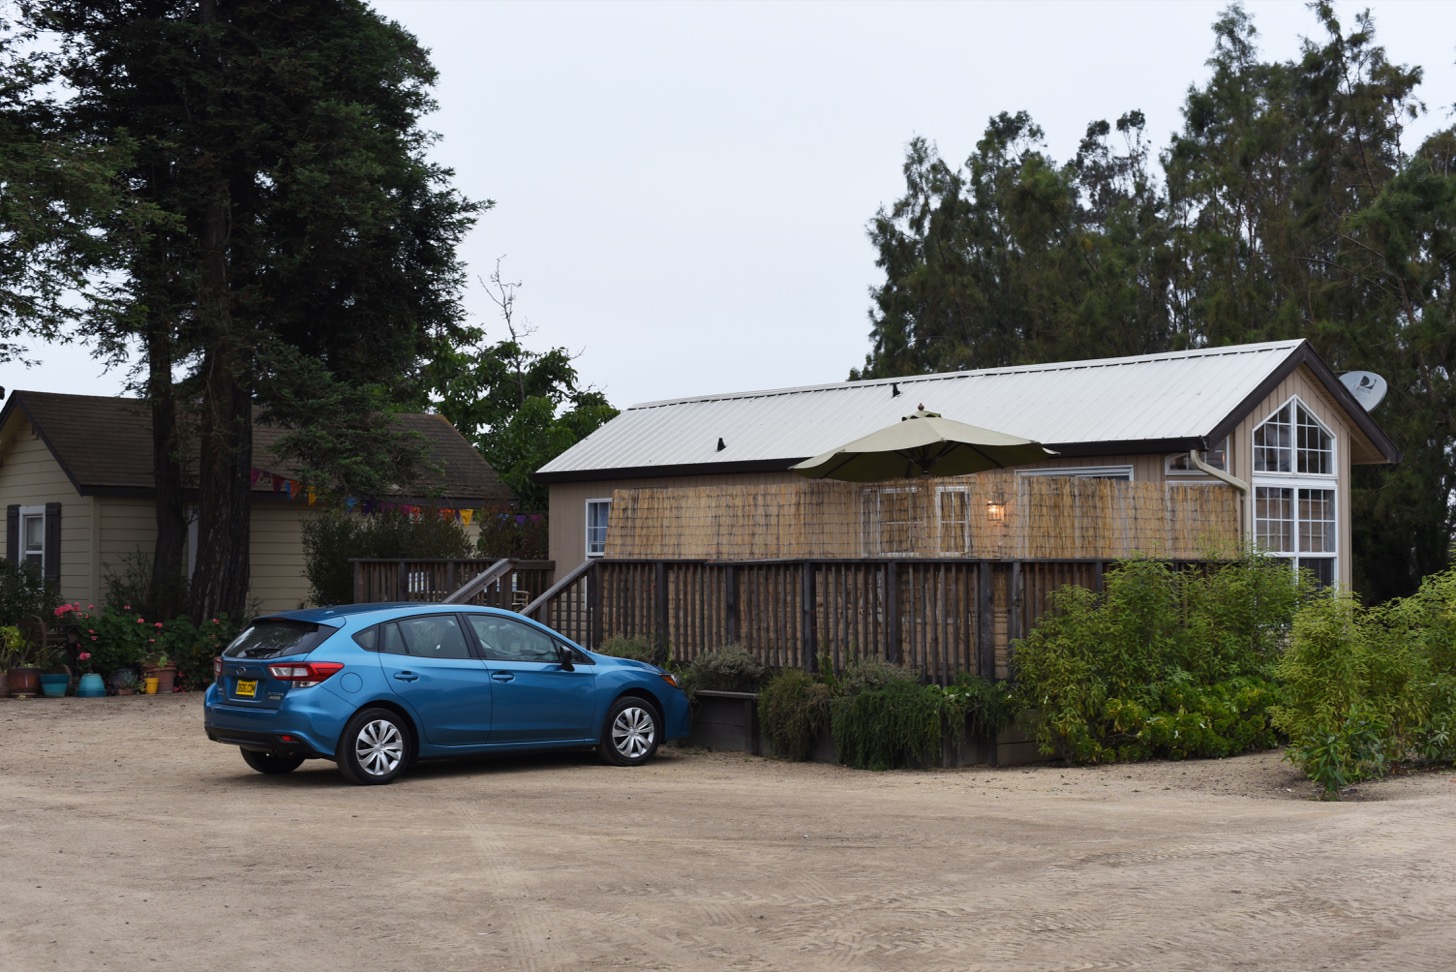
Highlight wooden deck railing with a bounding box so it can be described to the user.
[354,554,1218,684]
[351,558,554,610]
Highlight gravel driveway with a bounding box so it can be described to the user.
[3,695,1453,971]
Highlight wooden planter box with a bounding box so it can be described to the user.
[687,689,1042,767]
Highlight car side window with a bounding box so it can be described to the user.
[467,615,560,663]
[397,615,472,659]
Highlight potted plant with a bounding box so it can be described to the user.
[5,623,54,698]
[143,652,178,694]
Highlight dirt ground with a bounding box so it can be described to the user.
[2,696,1453,972]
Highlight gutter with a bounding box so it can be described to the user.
[1189,448,1250,545]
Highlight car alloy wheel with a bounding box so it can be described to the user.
[600,697,660,766]
[338,707,410,785]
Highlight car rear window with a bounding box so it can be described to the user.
[223,620,329,660]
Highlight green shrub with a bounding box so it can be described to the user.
[941,673,1018,743]
[301,509,474,605]
[831,677,944,771]
[158,614,241,692]
[1012,556,1306,764]
[758,669,832,760]
[678,644,767,698]
[1273,586,1441,797]
[0,560,59,628]
[598,635,663,665]
[833,654,919,696]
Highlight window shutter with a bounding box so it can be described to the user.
[44,502,61,582]
[5,505,17,563]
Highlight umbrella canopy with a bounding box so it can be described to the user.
[790,407,1055,482]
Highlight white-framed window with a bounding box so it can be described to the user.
[863,487,918,556]
[1018,465,1133,481]
[1166,437,1229,475]
[1254,398,1333,475]
[585,498,611,557]
[1252,397,1338,586]
[19,505,46,571]
[935,486,971,554]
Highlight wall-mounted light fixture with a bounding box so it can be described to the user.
[985,491,1006,522]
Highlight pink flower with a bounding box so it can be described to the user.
[154,622,164,629]
[136,618,144,624]
[78,652,91,662]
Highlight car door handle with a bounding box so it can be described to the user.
[393,672,420,682]
[491,672,515,682]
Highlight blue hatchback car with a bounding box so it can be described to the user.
[203,603,690,784]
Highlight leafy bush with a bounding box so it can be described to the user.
[1012,556,1308,764]
[598,635,663,665]
[941,673,1018,743]
[0,560,59,628]
[831,676,945,771]
[301,509,474,605]
[158,614,241,692]
[677,644,767,698]
[1273,578,1456,797]
[758,669,831,760]
[475,508,548,560]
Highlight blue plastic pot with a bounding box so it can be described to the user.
[39,673,70,698]
[76,672,106,698]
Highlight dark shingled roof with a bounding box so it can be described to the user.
[1,391,514,507]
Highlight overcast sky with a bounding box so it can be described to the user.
[10,0,1454,410]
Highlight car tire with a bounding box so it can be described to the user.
[598,696,661,767]
[240,748,306,775]
[337,707,410,785]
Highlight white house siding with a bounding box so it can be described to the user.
[0,422,95,606]
[247,504,322,613]
[95,497,162,608]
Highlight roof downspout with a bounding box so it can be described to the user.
[1190,449,1249,551]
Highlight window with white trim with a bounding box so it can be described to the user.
[585,498,611,557]
[863,487,918,556]
[20,507,45,569]
[1252,397,1337,586]
[935,486,971,554]
[1166,438,1228,475]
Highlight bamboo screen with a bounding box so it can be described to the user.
[604,471,1240,562]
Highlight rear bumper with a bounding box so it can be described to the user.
[203,683,344,758]
[205,726,327,758]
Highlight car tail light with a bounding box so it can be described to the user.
[213,656,222,685]
[267,662,345,688]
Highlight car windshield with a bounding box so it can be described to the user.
[223,620,328,660]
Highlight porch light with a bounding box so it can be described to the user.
[986,493,1006,522]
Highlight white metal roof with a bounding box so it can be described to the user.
[538,340,1393,478]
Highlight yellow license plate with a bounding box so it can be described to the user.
[236,679,257,698]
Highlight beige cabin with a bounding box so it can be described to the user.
[0,392,512,613]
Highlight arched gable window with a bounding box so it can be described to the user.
[1252,398,1337,587]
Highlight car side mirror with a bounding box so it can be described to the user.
[557,645,575,672]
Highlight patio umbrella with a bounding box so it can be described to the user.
[790,407,1055,482]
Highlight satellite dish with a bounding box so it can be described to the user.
[1339,371,1388,412]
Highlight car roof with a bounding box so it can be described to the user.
[262,602,513,625]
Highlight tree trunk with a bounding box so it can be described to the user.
[147,319,188,620]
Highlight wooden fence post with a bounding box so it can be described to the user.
[977,561,995,680]
[801,561,816,672]
[655,562,669,655]
[886,561,901,665]
[725,565,738,645]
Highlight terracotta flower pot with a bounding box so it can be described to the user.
[144,665,178,694]
[8,667,41,698]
